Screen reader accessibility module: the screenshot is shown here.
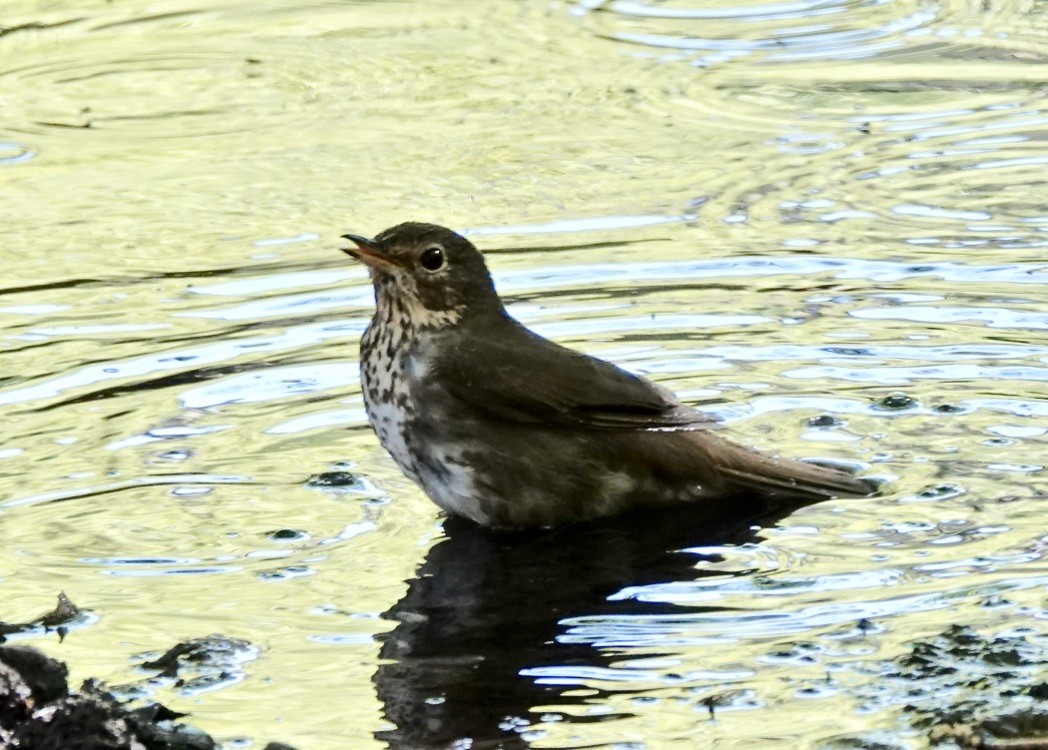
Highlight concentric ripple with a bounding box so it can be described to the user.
[3,49,319,140]
[575,0,942,65]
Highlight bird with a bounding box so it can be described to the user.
[340,222,874,528]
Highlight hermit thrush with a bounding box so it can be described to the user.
[341,222,873,528]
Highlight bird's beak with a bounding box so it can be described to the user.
[340,234,404,272]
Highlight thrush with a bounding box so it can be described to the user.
[341,222,874,528]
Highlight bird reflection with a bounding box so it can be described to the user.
[374,497,815,749]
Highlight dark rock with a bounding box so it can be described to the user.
[874,392,919,411]
[807,414,843,428]
[306,471,363,489]
[0,645,69,703]
[0,593,87,640]
[134,635,257,696]
[876,625,1048,745]
[0,645,296,750]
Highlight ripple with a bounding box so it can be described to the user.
[267,408,368,435]
[0,5,379,143]
[179,364,351,409]
[892,204,992,222]
[684,94,1048,250]
[493,257,1048,294]
[100,565,243,577]
[80,556,201,566]
[787,362,1048,385]
[0,142,36,164]
[521,663,753,687]
[600,36,1046,252]
[557,576,1048,649]
[967,398,1048,418]
[613,566,908,606]
[8,254,1041,418]
[258,564,317,582]
[611,542,803,605]
[0,473,254,511]
[0,320,358,409]
[851,304,1048,330]
[1,51,290,139]
[830,102,1048,245]
[575,0,941,65]
[532,312,771,339]
[181,283,370,321]
[466,213,696,235]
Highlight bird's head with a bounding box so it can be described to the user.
[341,223,501,328]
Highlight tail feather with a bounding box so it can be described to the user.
[693,432,875,501]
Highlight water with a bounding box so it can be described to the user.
[1,0,1045,748]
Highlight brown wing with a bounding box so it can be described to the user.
[432,318,719,431]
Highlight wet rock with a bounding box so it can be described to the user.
[125,702,216,750]
[0,645,297,750]
[0,593,86,642]
[888,625,1047,746]
[698,688,748,718]
[820,736,906,750]
[896,624,1040,689]
[912,483,966,501]
[135,635,258,696]
[0,645,68,704]
[930,711,1048,748]
[874,392,919,411]
[306,470,364,489]
[267,528,309,542]
[0,659,33,728]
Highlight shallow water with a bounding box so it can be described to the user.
[1,1,1046,748]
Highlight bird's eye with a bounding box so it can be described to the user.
[419,246,445,272]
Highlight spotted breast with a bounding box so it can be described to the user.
[358,272,484,519]
[359,308,419,484]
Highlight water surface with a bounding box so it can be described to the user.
[1,1,1045,748]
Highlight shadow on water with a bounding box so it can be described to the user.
[374,496,817,749]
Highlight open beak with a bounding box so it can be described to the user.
[340,234,404,272]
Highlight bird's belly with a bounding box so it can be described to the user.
[406,426,681,527]
[412,451,486,524]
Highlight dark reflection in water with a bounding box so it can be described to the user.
[375,497,814,749]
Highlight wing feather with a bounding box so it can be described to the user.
[432,319,718,431]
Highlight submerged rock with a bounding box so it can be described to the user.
[897,625,1048,748]
[131,635,259,696]
[840,624,1048,749]
[0,593,86,643]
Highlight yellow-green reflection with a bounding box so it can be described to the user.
[1,0,1045,747]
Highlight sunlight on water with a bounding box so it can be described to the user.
[1,0,1045,748]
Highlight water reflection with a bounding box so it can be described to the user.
[2,0,1047,745]
[375,497,812,748]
